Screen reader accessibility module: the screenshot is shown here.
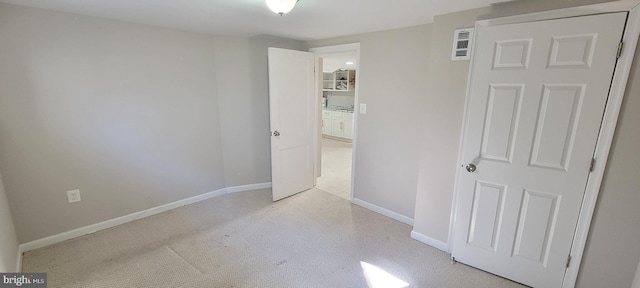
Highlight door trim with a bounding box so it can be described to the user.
[448,2,640,288]
[309,43,361,202]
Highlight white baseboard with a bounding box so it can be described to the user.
[226,182,272,193]
[351,198,414,226]
[411,230,449,253]
[19,183,272,253]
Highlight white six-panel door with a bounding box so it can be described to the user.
[268,48,316,201]
[452,12,627,287]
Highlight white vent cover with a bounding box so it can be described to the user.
[451,28,474,61]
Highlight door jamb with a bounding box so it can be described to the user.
[309,43,361,202]
[447,2,640,288]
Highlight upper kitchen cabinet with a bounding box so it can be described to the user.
[322,72,334,90]
[323,69,356,91]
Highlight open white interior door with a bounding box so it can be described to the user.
[452,12,626,288]
[268,48,316,201]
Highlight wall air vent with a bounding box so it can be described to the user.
[452,28,474,61]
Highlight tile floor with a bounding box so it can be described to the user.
[315,136,352,200]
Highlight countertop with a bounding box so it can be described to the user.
[324,107,354,113]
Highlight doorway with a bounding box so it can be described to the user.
[316,134,353,200]
[310,44,360,201]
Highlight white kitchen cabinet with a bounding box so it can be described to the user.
[331,118,344,137]
[322,70,356,91]
[343,118,353,139]
[322,118,332,134]
[323,110,353,140]
[322,73,334,90]
[322,110,332,134]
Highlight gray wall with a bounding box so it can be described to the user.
[480,0,615,20]
[0,172,19,272]
[307,24,432,221]
[216,35,304,187]
[0,3,225,242]
[413,7,490,243]
[0,3,303,243]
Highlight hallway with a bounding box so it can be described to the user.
[315,137,352,200]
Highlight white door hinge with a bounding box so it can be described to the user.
[566,255,572,268]
[617,42,624,59]
[589,158,596,172]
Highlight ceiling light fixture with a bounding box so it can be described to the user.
[346,61,354,65]
[266,0,299,16]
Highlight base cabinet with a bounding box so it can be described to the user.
[322,110,332,135]
[322,110,353,140]
[331,118,344,137]
[343,118,353,139]
[322,117,332,134]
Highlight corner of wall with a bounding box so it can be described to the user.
[0,173,20,272]
[410,230,449,253]
[412,6,490,253]
[15,247,22,272]
[632,261,640,288]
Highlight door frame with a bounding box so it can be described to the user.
[448,2,640,288]
[309,43,361,201]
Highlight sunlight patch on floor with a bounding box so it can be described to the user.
[361,261,410,288]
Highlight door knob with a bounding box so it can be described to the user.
[273,131,280,136]
[465,163,477,173]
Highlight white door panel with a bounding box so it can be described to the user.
[268,48,316,201]
[453,12,626,288]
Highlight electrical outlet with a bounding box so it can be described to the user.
[67,189,81,203]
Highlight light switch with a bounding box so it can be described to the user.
[359,103,367,115]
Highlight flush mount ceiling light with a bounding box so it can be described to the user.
[266,0,299,16]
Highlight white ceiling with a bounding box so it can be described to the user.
[322,52,357,72]
[0,0,511,40]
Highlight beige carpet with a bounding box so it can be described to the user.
[316,137,352,200]
[22,188,526,288]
